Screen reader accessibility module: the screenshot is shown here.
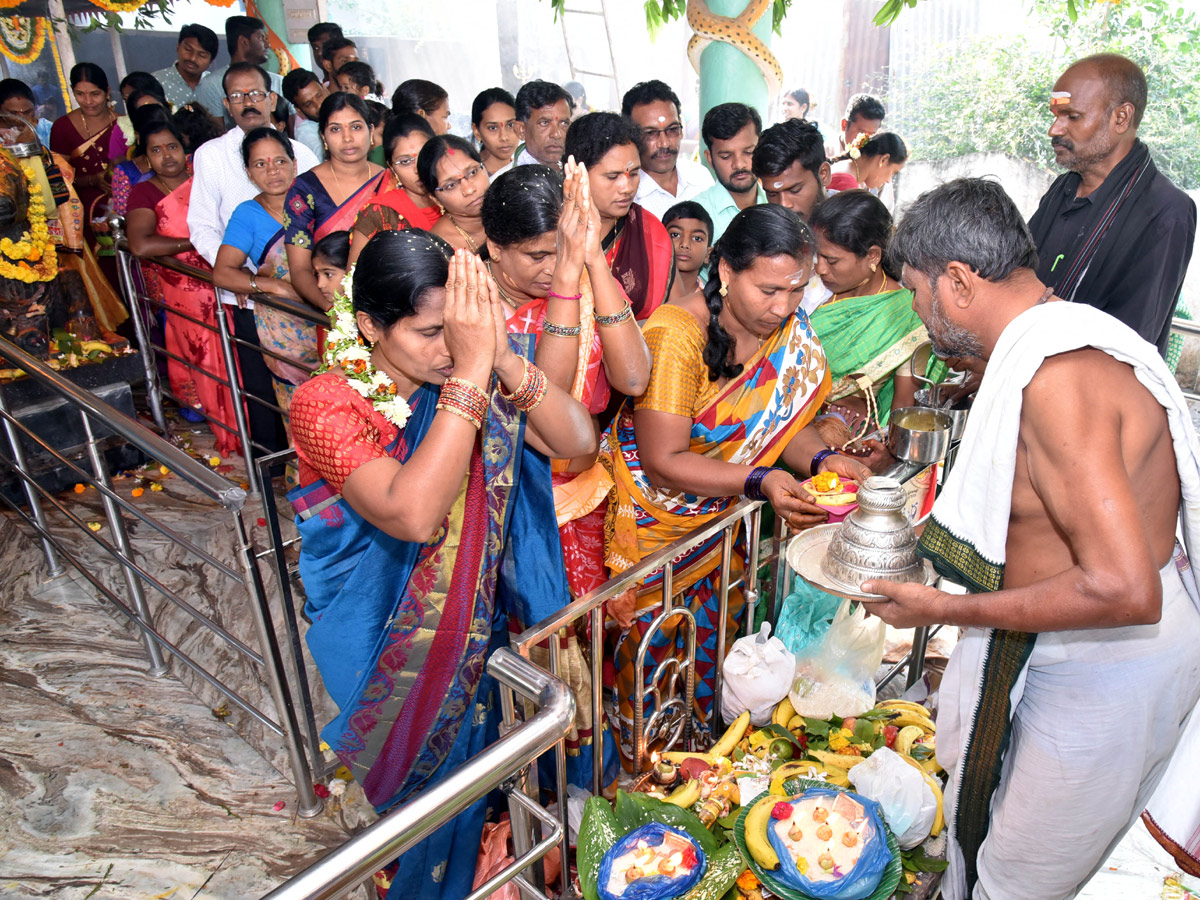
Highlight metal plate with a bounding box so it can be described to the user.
[785,524,936,603]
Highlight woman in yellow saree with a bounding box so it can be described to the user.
[605,205,871,763]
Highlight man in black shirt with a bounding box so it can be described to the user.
[1028,53,1195,356]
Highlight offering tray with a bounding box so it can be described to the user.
[786,523,936,603]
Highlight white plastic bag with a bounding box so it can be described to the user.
[720,622,796,726]
[848,747,937,849]
[788,598,885,719]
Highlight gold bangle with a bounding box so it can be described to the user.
[435,401,482,429]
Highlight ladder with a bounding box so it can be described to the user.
[557,0,621,105]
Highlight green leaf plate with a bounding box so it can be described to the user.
[733,780,903,900]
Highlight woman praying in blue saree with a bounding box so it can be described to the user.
[288,229,596,899]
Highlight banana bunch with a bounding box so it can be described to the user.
[875,699,942,776]
[744,794,782,871]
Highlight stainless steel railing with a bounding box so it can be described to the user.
[260,648,574,900]
[0,335,323,817]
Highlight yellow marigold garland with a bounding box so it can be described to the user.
[87,0,151,12]
[0,16,46,65]
[0,159,58,284]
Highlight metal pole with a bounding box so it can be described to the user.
[81,411,169,676]
[231,511,323,818]
[109,219,168,436]
[108,26,127,83]
[906,626,931,690]
[0,381,65,577]
[547,631,571,898]
[745,507,763,631]
[214,306,259,495]
[714,528,733,736]
[590,605,603,796]
[501,681,545,896]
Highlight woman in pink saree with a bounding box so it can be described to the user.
[126,118,239,455]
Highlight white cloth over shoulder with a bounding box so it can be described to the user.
[927,301,1200,898]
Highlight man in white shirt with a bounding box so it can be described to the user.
[188,63,318,459]
[152,23,218,109]
[195,16,292,132]
[504,80,574,174]
[623,79,712,221]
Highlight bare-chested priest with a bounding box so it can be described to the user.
[864,177,1200,899]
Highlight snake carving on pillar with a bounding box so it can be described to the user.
[686,0,784,99]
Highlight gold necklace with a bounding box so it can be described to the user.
[450,216,479,252]
[329,161,372,204]
[79,108,112,138]
[833,270,888,302]
[485,261,520,309]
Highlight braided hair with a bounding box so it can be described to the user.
[700,204,816,382]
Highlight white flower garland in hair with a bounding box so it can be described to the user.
[320,268,412,428]
[847,131,872,160]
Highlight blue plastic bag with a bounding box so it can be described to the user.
[597,823,707,900]
[765,787,891,900]
[775,580,841,657]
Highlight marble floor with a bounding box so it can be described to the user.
[0,418,375,900]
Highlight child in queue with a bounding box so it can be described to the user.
[312,229,351,307]
[662,200,713,303]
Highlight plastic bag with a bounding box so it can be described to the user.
[721,622,796,726]
[766,786,892,900]
[775,580,842,657]
[597,823,706,900]
[847,747,937,849]
[789,599,885,719]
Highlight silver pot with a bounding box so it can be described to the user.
[887,406,952,465]
[818,477,928,595]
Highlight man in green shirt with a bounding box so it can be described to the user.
[693,103,766,244]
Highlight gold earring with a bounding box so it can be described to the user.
[870,263,877,273]
[719,282,728,297]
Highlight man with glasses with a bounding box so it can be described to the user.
[195,15,294,131]
[622,80,711,221]
[188,63,318,462]
[508,80,574,171]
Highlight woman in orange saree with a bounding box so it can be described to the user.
[348,114,441,265]
[126,119,239,455]
[480,161,652,784]
[605,205,871,765]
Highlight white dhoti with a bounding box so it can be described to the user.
[938,552,1200,900]
[916,302,1200,899]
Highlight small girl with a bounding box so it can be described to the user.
[312,229,351,307]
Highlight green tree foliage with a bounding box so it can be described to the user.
[886,0,1200,188]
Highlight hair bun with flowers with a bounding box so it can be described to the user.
[320,266,412,428]
[847,131,873,160]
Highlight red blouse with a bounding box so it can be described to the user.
[290,373,400,491]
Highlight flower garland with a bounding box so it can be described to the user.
[0,16,46,64]
[0,159,58,284]
[846,131,872,160]
[320,269,412,428]
[87,0,151,12]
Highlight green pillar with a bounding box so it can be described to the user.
[696,0,773,126]
[249,0,311,74]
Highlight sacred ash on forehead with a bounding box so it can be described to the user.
[1050,91,1071,109]
[772,181,784,189]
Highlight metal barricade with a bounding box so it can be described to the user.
[260,648,574,900]
[0,336,323,817]
[109,216,328,495]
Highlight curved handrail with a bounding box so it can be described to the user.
[0,336,246,512]
[259,648,575,900]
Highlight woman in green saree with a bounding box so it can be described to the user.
[808,190,943,466]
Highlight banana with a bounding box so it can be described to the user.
[666,779,701,808]
[894,725,926,756]
[809,749,867,770]
[773,696,796,729]
[769,761,825,795]
[922,756,944,777]
[787,714,805,731]
[79,340,113,354]
[889,710,937,734]
[744,794,782,870]
[661,751,715,765]
[877,699,933,716]
[711,710,751,758]
[899,754,945,837]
